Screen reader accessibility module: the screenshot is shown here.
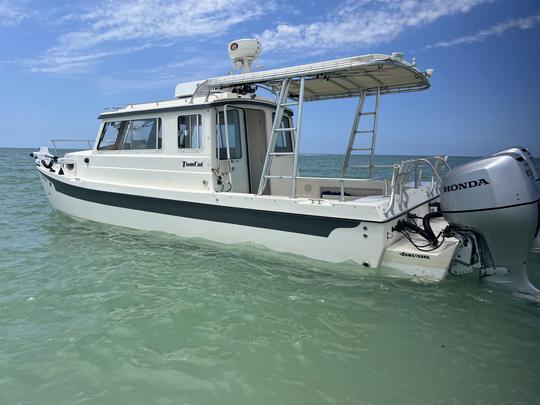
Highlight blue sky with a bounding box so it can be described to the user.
[1,0,539,156]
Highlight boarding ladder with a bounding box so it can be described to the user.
[341,88,381,178]
[257,77,306,197]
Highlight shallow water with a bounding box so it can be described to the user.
[1,148,539,405]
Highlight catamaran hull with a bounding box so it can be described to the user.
[38,170,457,281]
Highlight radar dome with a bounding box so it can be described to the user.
[227,39,261,73]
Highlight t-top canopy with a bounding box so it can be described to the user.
[187,53,432,102]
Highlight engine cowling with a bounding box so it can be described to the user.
[440,153,539,293]
[492,146,540,251]
[493,146,539,183]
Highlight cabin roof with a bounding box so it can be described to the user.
[98,93,279,119]
[192,53,431,102]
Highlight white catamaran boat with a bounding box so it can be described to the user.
[32,39,540,294]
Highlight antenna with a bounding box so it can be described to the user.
[228,39,261,73]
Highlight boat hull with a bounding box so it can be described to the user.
[38,169,456,281]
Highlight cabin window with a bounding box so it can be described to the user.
[217,110,242,159]
[272,113,294,153]
[98,118,162,150]
[178,114,202,149]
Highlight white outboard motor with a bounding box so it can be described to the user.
[493,146,539,182]
[441,153,540,293]
[493,146,540,252]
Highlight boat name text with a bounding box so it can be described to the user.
[399,252,430,259]
[442,179,489,193]
[182,161,204,168]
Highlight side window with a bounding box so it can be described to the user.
[178,114,202,149]
[272,113,293,153]
[217,110,242,159]
[98,118,161,150]
[98,121,129,150]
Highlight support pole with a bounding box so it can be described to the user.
[291,76,305,198]
[342,92,366,177]
[223,105,233,188]
[257,79,291,195]
[368,87,381,178]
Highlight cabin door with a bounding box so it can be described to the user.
[245,109,267,192]
[217,109,250,193]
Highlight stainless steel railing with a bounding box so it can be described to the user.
[383,155,450,215]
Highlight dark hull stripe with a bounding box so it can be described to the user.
[40,172,361,237]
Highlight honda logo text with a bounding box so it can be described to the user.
[443,179,489,193]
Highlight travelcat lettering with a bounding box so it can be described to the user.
[442,179,489,193]
[182,161,204,168]
[399,252,430,259]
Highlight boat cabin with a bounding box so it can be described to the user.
[92,91,296,196]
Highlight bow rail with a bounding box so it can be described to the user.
[50,139,94,156]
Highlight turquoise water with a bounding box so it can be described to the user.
[1,148,540,405]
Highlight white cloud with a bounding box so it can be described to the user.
[27,0,269,73]
[0,0,30,26]
[258,0,489,52]
[425,13,540,48]
[26,43,173,74]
